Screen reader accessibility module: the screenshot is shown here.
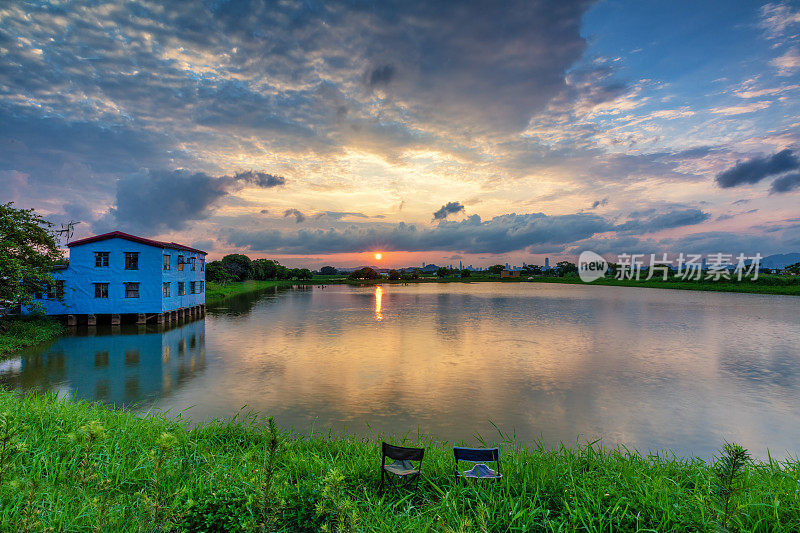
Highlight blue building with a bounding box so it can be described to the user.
[30,231,207,325]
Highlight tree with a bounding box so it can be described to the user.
[556,261,578,276]
[319,265,338,276]
[488,264,505,275]
[436,266,450,278]
[221,254,253,281]
[521,264,542,276]
[290,268,313,280]
[252,258,280,280]
[348,267,380,280]
[785,262,800,274]
[0,203,63,310]
[460,269,471,278]
[388,269,401,280]
[205,261,233,284]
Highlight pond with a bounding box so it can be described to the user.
[3,283,799,460]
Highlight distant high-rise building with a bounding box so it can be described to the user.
[545,257,550,270]
[505,262,510,269]
[459,260,463,270]
[422,262,425,268]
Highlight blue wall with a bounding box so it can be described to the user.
[30,236,206,315]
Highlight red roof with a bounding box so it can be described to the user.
[67,231,207,255]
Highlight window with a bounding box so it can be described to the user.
[42,283,52,300]
[94,283,109,298]
[178,255,184,271]
[125,282,140,298]
[190,281,196,294]
[178,282,185,296]
[200,281,204,293]
[200,258,205,271]
[125,252,139,270]
[163,282,170,297]
[55,280,65,299]
[163,254,171,270]
[190,257,196,271]
[95,252,109,267]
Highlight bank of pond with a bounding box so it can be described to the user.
[0,390,797,531]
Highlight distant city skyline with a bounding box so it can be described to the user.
[2,1,799,267]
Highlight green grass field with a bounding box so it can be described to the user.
[0,390,797,531]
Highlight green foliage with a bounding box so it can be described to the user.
[0,389,798,531]
[0,315,63,356]
[488,264,505,275]
[556,260,578,275]
[220,254,253,282]
[319,266,338,276]
[460,268,471,278]
[521,264,542,276]
[0,202,62,308]
[347,267,380,280]
[436,266,450,277]
[291,268,314,280]
[713,442,751,530]
[785,262,800,274]
[179,487,257,532]
[205,261,234,284]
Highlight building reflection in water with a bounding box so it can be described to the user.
[0,320,206,407]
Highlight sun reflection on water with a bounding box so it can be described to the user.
[375,285,383,321]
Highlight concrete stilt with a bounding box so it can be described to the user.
[87,314,97,326]
[157,313,165,324]
[111,314,121,325]
[137,313,147,325]
[66,314,77,326]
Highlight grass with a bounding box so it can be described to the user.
[205,280,300,305]
[0,315,63,357]
[1,389,798,531]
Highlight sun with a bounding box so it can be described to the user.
[374,252,383,260]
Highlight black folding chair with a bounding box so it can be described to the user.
[379,442,424,494]
[454,446,502,482]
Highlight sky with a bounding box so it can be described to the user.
[1,0,799,268]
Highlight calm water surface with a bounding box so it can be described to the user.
[3,283,799,460]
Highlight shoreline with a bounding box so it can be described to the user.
[0,389,796,530]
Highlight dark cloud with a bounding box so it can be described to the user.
[225,212,611,254]
[616,208,710,234]
[283,208,306,223]
[769,171,800,193]
[433,201,466,220]
[367,65,395,88]
[260,209,270,214]
[97,170,228,234]
[591,198,609,209]
[234,171,286,188]
[715,149,800,188]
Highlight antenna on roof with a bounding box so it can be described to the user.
[56,220,80,244]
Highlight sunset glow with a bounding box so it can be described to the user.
[374,253,383,261]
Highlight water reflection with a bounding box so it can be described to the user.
[6,283,800,460]
[375,286,383,321]
[1,321,206,407]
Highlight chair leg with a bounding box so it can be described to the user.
[379,469,384,495]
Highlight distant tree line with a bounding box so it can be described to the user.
[206,254,314,284]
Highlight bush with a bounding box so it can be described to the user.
[179,487,256,532]
[348,267,380,280]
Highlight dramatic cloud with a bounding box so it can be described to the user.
[283,209,306,223]
[99,170,229,234]
[615,208,710,234]
[433,202,466,220]
[715,150,800,188]
[770,172,800,193]
[225,212,612,255]
[233,171,286,188]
